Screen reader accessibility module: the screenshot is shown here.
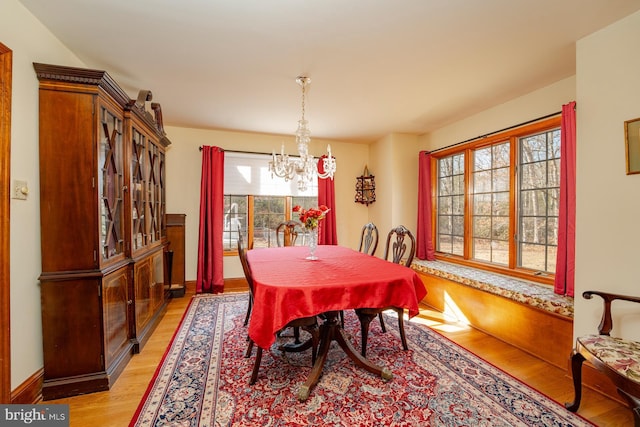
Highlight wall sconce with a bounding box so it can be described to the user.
[355,165,376,206]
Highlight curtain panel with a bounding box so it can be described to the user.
[416,151,436,260]
[196,146,225,293]
[554,101,577,296]
[317,155,338,245]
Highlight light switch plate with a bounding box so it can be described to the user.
[12,180,28,200]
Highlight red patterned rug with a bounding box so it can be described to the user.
[130,293,593,426]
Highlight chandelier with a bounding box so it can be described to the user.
[269,76,336,191]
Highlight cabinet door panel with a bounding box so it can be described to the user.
[39,91,97,272]
[41,280,102,379]
[103,268,130,368]
[151,250,165,313]
[134,258,152,332]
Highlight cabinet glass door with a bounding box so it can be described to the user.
[98,103,124,261]
[147,142,162,243]
[131,127,147,251]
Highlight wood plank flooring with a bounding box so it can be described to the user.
[45,291,632,426]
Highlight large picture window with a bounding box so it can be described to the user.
[223,152,317,251]
[433,117,561,283]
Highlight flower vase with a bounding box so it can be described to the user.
[306,228,319,260]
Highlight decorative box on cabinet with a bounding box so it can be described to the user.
[166,214,186,297]
[34,63,171,399]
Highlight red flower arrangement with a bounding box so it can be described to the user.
[293,205,330,229]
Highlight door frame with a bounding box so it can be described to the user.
[0,42,12,403]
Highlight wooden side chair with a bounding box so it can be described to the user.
[276,220,301,247]
[355,225,416,357]
[238,240,319,384]
[238,234,253,327]
[565,291,640,425]
[358,222,379,256]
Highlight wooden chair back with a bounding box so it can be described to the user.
[358,223,379,256]
[237,232,254,293]
[383,225,415,266]
[276,220,301,247]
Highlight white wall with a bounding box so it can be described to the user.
[574,10,640,341]
[163,125,370,280]
[420,76,576,152]
[368,133,420,249]
[1,0,85,389]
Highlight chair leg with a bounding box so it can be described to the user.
[243,296,252,327]
[396,308,408,351]
[378,312,387,333]
[565,350,586,412]
[357,312,376,358]
[293,326,301,344]
[245,338,254,358]
[249,346,263,385]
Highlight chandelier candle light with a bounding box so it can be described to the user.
[293,204,330,260]
[269,76,337,192]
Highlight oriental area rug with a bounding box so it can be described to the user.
[130,293,592,427]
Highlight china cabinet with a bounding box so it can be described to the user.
[35,63,171,399]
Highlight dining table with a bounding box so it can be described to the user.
[246,245,427,401]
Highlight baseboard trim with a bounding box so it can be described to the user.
[11,368,43,404]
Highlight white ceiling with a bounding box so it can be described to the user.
[18,0,640,142]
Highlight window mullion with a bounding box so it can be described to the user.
[285,197,293,221]
[508,136,517,269]
[463,147,472,260]
[247,196,255,249]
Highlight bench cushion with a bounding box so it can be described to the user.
[578,335,640,385]
[412,259,573,317]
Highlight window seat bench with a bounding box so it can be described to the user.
[411,259,574,369]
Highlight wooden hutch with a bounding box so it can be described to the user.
[34,63,171,399]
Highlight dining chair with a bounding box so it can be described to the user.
[238,233,253,327]
[275,220,301,247]
[239,239,320,384]
[358,222,379,256]
[355,225,416,357]
[275,219,310,341]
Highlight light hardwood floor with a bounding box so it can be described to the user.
[45,291,633,426]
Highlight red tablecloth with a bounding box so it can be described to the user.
[247,245,427,349]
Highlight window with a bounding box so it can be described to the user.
[433,117,561,282]
[518,129,560,272]
[437,153,464,256]
[472,142,510,265]
[223,152,317,251]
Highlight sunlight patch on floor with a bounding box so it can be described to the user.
[404,292,473,334]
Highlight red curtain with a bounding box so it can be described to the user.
[416,151,436,260]
[196,146,225,293]
[554,102,576,297]
[317,155,338,245]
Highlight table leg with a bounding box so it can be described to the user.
[334,326,393,380]
[297,321,333,401]
[297,311,392,402]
